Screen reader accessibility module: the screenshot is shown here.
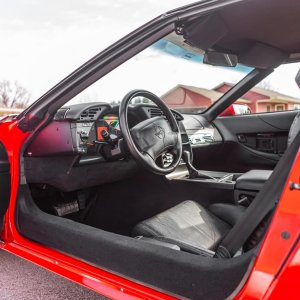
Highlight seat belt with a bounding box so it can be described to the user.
[215,131,300,258]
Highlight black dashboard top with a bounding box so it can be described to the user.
[54,102,184,123]
[54,102,111,121]
[26,103,186,158]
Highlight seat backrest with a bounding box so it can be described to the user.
[215,130,300,258]
[288,111,300,147]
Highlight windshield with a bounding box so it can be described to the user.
[68,32,253,113]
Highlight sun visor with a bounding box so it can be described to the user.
[181,13,289,69]
[238,42,288,69]
[182,15,228,50]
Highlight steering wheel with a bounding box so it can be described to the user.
[119,90,182,175]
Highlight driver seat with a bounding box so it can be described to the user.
[132,201,245,251]
[133,111,300,253]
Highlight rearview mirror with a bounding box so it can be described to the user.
[203,51,238,67]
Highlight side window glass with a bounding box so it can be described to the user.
[220,62,300,116]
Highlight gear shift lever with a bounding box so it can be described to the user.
[182,150,217,180]
[182,151,198,178]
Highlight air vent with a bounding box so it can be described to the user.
[149,108,163,118]
[79,107,101,121]
[149,107,182,121]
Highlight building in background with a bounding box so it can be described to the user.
[162,83,300,114]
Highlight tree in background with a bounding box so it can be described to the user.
[258,80,277,92]
[0,80,30,109]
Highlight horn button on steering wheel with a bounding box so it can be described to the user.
[130,116,178,160]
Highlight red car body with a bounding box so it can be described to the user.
[0,119,299,299]
[219,104,251,117]
[1,0,300,299]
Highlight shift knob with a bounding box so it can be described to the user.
[182,150,198,178]
[182,150,216,180]
[182,150,192,164]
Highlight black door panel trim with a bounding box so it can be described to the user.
[214,110,299,143]
[257,110,299,130]
[191,111,297,172]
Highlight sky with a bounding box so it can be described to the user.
[1,0,300,105]
[69,43,249,105]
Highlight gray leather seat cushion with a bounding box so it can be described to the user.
[132,200,231,250]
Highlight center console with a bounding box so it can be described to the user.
[168,151,271,207]
[167,164,240,190]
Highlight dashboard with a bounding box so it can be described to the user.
[25,102,187,159]
[24,102,222,192]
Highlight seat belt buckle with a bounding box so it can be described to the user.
[237,195,250,206]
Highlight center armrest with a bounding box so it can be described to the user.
[235,169,272,191]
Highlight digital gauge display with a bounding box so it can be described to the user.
[103,114,120,130]
[96,115,121,141]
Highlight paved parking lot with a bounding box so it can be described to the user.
[0,250,109,300]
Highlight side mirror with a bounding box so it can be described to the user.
[203,51,238,67]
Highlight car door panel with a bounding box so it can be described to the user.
[191,141,279,172]
[187,110,298,172]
